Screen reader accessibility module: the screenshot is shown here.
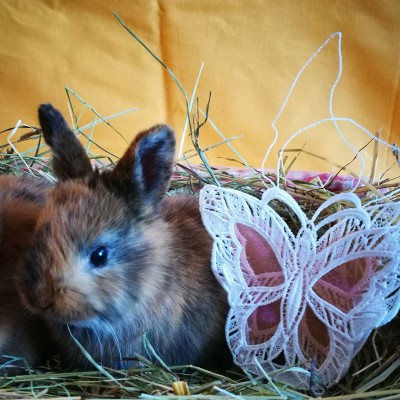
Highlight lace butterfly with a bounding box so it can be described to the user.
[200,185,400,390]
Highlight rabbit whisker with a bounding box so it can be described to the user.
[89,322,104,366]
[100,318,123,369]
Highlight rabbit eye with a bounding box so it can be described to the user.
[90,245,108,268]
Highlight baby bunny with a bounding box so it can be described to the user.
[0,174,53,373]
[17,104,229,370]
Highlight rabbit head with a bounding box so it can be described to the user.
[17,104,176,328]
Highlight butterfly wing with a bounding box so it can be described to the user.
[310,195,400,333]
[200,185,300,371]
[294,194,400,388]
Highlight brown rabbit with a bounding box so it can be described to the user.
[17,104,229,370]
[0,174,53,373]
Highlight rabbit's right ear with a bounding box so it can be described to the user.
[109,124,175,216]
[38,104,92,181]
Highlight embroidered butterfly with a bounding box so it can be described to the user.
[200,185,400,390]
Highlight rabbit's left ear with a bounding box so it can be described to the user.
[110,124,176,214]
[39,104,92,181]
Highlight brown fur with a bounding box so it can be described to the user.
[0,175,53,373]
[16,104,230,370]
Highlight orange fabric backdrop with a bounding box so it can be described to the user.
[1,0,399,177]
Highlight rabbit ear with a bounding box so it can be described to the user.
[38,104,92,181]
[111,124,175,214]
